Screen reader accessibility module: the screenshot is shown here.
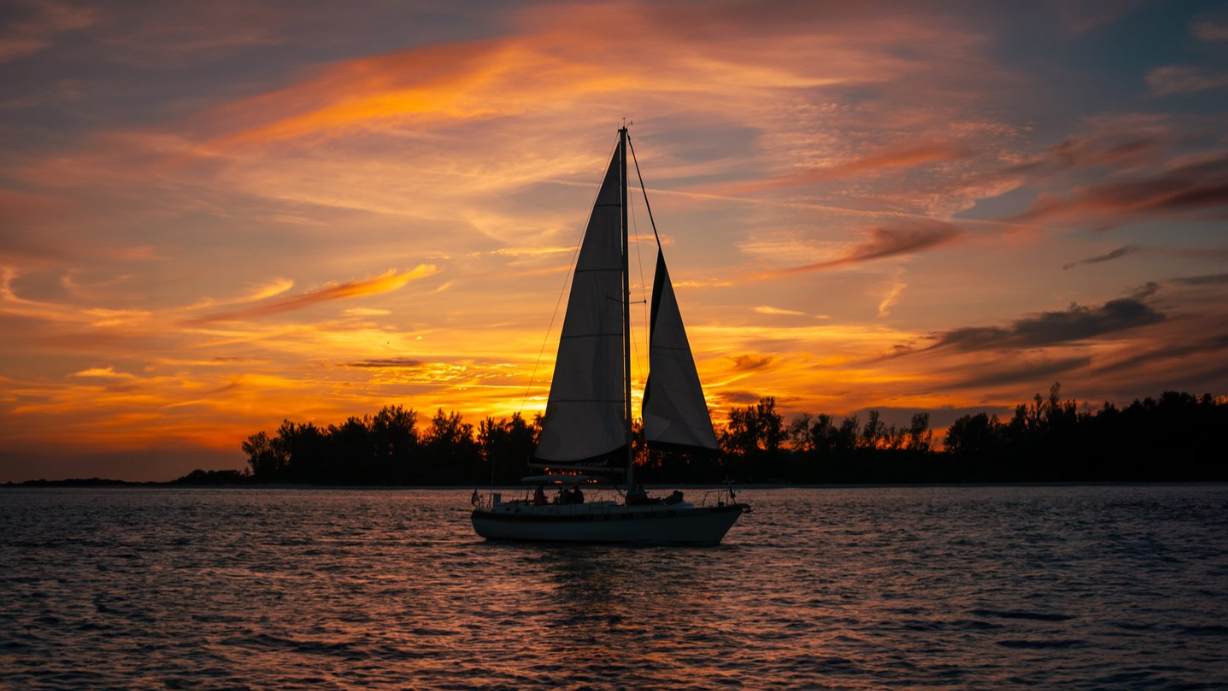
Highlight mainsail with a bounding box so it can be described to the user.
[643,250,719,453]
[534,151,626,464]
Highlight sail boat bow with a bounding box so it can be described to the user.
[470,127,749,545]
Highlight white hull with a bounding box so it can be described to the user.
[471,501,746,545]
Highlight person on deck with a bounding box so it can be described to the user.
[626,484,648,505]
[572,484,585,504]
[533,483,547,506]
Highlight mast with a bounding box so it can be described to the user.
[620,125,633,488]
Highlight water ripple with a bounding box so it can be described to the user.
[1,485,1226,689]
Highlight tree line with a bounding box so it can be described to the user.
[210,384,1227,486]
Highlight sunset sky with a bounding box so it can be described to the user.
[2,0,1226,480]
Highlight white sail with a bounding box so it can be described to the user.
[643,250,718,453]
[535,151,626,464]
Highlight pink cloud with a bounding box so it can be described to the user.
[1147,66,1228,96]
[717,143,972,195]
[1010,151,1228,230]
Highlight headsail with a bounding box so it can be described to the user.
[643,250,718,454]
[534,150,626,465]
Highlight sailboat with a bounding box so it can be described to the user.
[470,126,749,544]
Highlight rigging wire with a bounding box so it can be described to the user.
[629,192,649,397]
[627,134,662,246]
[518,138,621,416]
[627,134,658,398]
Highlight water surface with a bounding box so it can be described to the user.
[3,485,1226,689]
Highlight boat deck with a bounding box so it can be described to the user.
[470,494,749,544]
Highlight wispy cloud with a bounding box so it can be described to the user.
[927,296,1165,352]
[718,142,970,195]
[1008,134,1167,176]
[1147,66,1228,96]
[1170,272,1228,286]
[729,355,774,372]
[96,3,286,67]
[189,278,295,310]
[943,356,1092,390]
[754,305,805,316]
[1193,20,1228,41]
[1063,245,1139,270]
[486,246,576,257]
[346,357,424,369]
[344,307,392,317]
[71,366,136,380]
[1052,0,1144,36]
[719,390,767,405]
[190,266,436,323]
[1095,331,1228,375]
[878,270,907,318]
[1010,150,1228,230]
[758,221,961,277]
[0,1,94,63]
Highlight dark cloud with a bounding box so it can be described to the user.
[720,390,764,405]
[1009,135,1166,177]
[1176,248,1228,261]
[1010,151,1228,230]
[347,358,423,369]
[1063,245,1139,270]
[764,221,961,277]
[1094,332,1228,375]
[728,355,774,372]
[1129,282,1161,299]
[1062,244,1228,271]
[943,356,1092,390]
[1170,272,1228,286]
[929,297,1165,352]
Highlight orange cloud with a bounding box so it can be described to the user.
[183,1,984,156]
[189,265,437,323]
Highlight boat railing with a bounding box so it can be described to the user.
[697,487,742,508]
[473,487,743,513]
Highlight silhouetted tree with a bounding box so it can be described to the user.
[231,384,1227,485]
[370,405,419,484]
[421,409,480,484]
[944,412,1002,458]
[478,413,537,485]
[720,397,785,481]
[906,412,933,453]
[862,410,885,449]
[242,431,287,480]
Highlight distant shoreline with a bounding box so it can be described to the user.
[5,479,1227,490]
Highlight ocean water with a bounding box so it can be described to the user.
[2,485,1226,690]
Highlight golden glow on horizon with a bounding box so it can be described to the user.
[2,1,1226,480]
